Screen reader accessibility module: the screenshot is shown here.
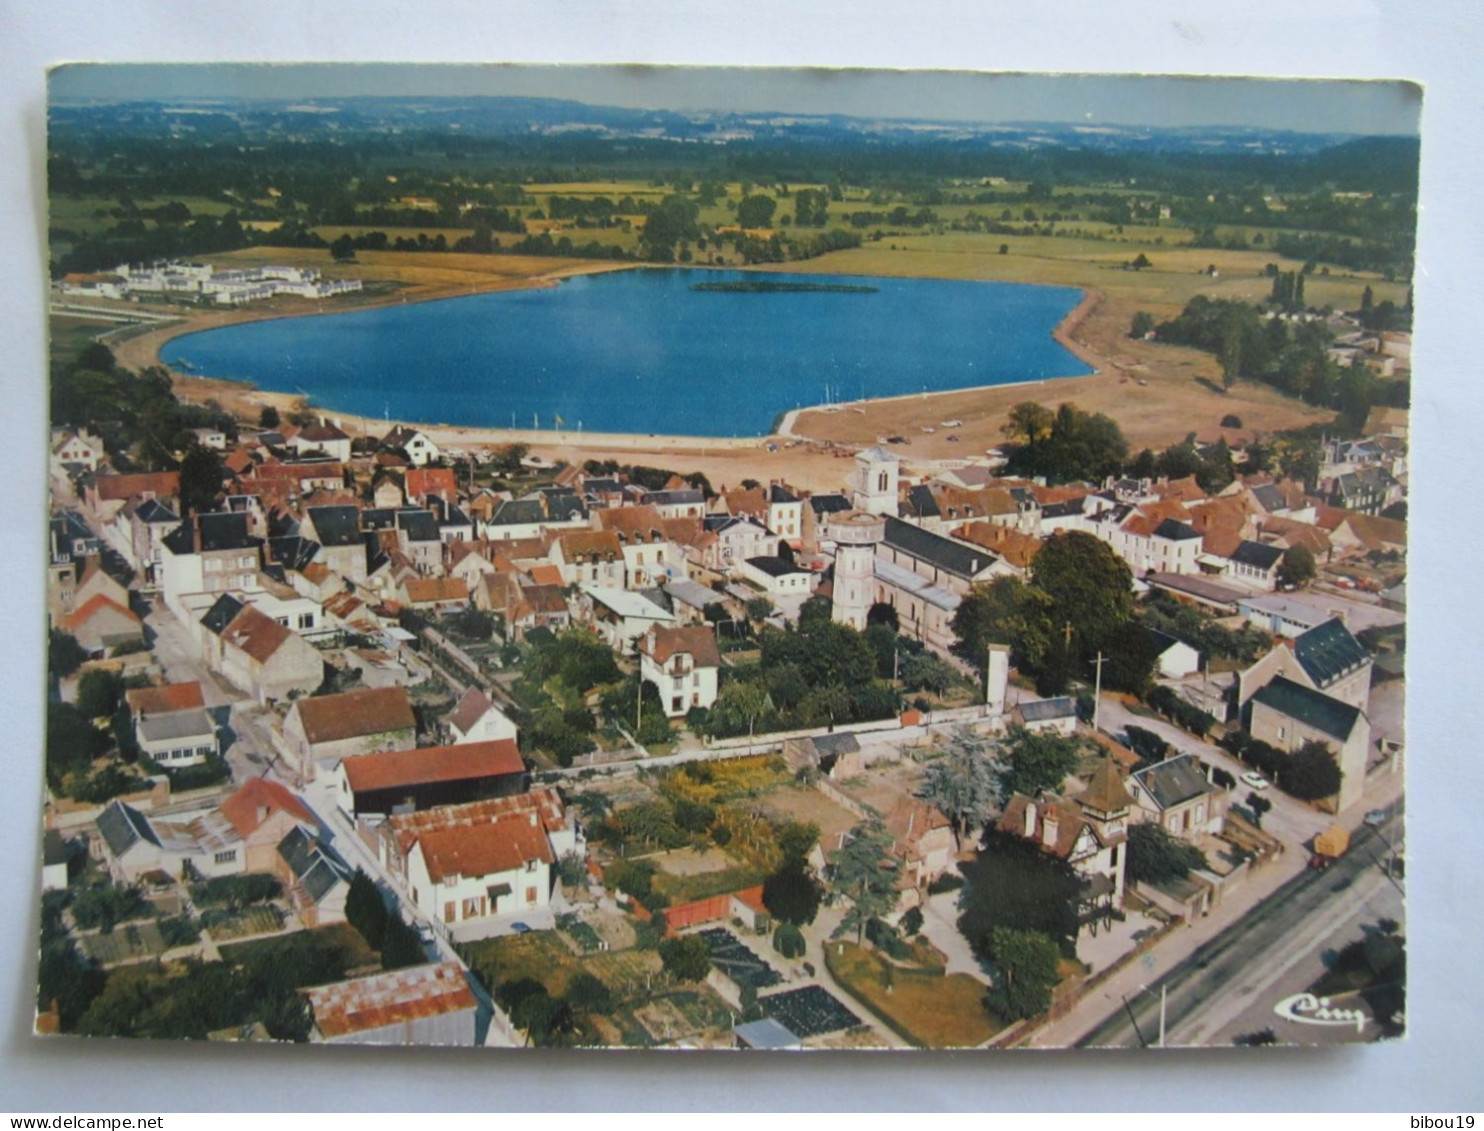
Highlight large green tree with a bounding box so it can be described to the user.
[178,445,225,516]
[984,927,1061,1021]
[737,193,778,229]
[918,726,1004,845]
[830,821,900,945]
[1125,823,1209,885]
[1030,531,1135,662]
[958,828,1084,956]
[762,863,823,926]
[1000,726,1082,799]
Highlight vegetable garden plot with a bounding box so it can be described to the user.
[761,985,862,1037]
[697,927,782,990]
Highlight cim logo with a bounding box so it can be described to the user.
[1272,992,1368,1033]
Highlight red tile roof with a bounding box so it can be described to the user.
[219,777,317,839]
[294,686,416,745]
[413,812,555,882]
[640,625,721,668]
[93,471,180,502]
[221,605,293,664]
[341,740,524,794]
[448,687,496,736]
[387,787,570,852]
[403,577,469,605]
[304,961,476,1039]
[406,468,458,502]
[66,594,141,632]
[125,681,205,716]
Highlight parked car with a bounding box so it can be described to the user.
[1241,771,1271,790]
[1364,808,1390,827]
[510,922,533,934]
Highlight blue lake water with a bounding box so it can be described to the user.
[161,267,1092,437]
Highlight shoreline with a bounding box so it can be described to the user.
[132,263,1103,453]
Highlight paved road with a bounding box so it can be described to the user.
[1074,804,1404,1049]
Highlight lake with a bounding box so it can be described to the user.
[161,267,1093,437]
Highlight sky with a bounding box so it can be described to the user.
[48,64,1422,135]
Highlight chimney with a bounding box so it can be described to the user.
[1023,800,1037,840]
[1041,806,1060,850]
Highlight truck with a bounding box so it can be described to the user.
[1310,824,1351,869]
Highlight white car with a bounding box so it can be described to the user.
[1241,771,1271,790]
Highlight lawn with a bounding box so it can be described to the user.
[824,941,1003,1049]
[462,929,584,997]
[651,861,766,905]
[218,922,377,975]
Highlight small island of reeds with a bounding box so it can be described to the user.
[689,280,879,294]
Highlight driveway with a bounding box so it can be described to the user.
[918,889,987,981]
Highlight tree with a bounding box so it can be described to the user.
[707,679,770,743]
[776,820,820,869]
[958,829,1083,956]
[951,576,1054,675]
[659,936,712,982]
[1246,792,1272,827]
[1130,311,1155,339]
[866,602,899,632]
[1000,726,1081,799]
[744,596,775,623]
[762,862,823,926]
[48,629,88,680]
[178,445,224,516]
[984,927,1061,1021]
[1277,544,1317,590]
[830,821,900,945]
[1284,741,1343,802]
[918,726,1004,845]
[76,669,123,720]
[329,233,357,262]
[345,869,388,949]
[46,703,108,789]
[564,971,613,1016]
[257,404,281,429]
[1125,823,1209,885]
[1030,531,1135,664]
[774,922,806,958]
[1002,402,1054,447]
[737,194,777,230]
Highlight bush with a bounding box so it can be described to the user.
[1125,725,1171,764]
[899,907,924,937]
[774,922,806,959]
[659,935,712,982]
[927,873,963,896]
[190,874,282,910]
[865,917,910,961]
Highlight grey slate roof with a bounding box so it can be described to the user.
[649,488,704,507]
[1251,483,1287,512]
[1251,676,1361,742]
[97,800,157,857]
[277,826,350,904]
[541,490,588,522]
[1018,696,1077,723]
[138,708,216,743]
[882,516,995,580]
[1230,540,1284,570]
[268,536,320,572]
[1293,619,1370,688]
[767,484,799,504]
[809,493,853,517]
[134,498,179,524]
[1132,754,1211,810]
[198,512,257,552]
[905,485,941,520]
[1152,518,1201,541]
[396,508,441,543]
[490,498,545,527]
[359,507,397,531]
[308,505,362,547]
[811,733,861,759]
[200,593,246,637]
[745,556,807,578]
[1041,497,1086,520]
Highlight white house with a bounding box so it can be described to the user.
[405,811,557,940]
[446,686,519,745]
[382,425,440,467]
[638,624,721,718]
[737,556,813,601]
[578,586,675,651]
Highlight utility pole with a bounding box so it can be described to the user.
[1159,985,1167,1048]
[1091,651,1107,734]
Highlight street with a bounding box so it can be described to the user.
[1074,805,1404,1048]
